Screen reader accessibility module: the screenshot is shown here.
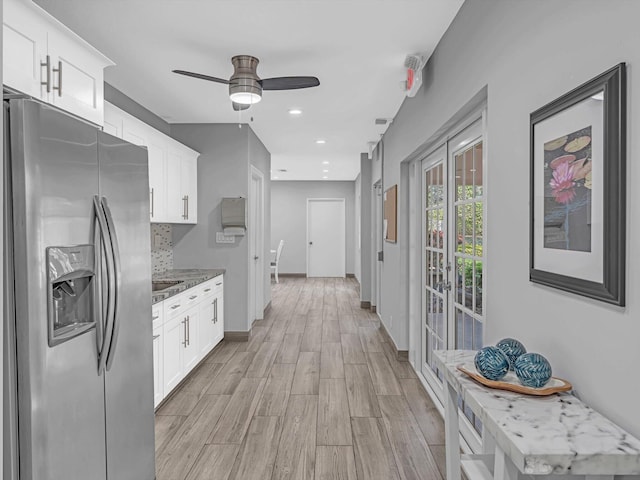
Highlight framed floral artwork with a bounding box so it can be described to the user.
[530,63,626,306]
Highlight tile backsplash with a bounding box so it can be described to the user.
[151,224,173,274]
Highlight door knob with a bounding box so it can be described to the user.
[309,242,313,245]
[254,256,259,260]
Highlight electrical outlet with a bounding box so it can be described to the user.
[216,232,235,244]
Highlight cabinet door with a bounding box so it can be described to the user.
[198,297,215,359]
[166,149,184,223]
[152,324,163,408]
[3,0,48,99]
[213,289,224,345]
[122,116,148,147]
[47,28,109,125]
[183,306,200,372]
[163,315,184,393]
[103,104,123,138]
[181,154,198,224]
[147,133,168,223]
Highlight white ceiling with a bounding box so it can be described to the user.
[36,0,463,181]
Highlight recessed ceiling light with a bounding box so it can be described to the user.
[316,139,326,144]
[322,169,329,173]
[288,109,302,115]
[322,176,328,179]
[322,161,330,165]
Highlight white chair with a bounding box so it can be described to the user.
[270,240,285,283]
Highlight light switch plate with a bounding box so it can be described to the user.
[216,232,235,244]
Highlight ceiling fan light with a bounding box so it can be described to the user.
[229,91,262,105]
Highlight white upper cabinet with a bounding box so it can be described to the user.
[181,154,198,224]
[167,146,198,224]
[104,102,198,224]
[3,0,113,125]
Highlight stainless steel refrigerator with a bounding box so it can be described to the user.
[3,98,155,480]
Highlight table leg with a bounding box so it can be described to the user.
[444,380,461,480]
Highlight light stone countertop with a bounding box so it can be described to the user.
[151,268,225,304]
[434,350,640,475]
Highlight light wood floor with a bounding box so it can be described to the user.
[155,277,446,480]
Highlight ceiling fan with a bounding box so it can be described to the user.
[173,55,320,111]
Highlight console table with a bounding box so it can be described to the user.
[434,350,640,480]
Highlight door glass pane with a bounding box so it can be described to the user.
[455,154,464,201]
[474,202,483,253]
[474,143,483,197]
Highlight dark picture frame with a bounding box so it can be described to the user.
[530,63,626,306]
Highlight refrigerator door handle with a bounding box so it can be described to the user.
[101,197,123,371]
[94,195,116,375]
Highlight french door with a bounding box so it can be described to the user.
[421,120,485,400]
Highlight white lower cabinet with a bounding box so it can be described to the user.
[198,295,216,359]
[155,275,224,408]
[162,307,185,394]
[152,304,164,408]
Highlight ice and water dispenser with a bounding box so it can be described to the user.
[46,245,95,346]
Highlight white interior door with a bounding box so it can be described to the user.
[307,198,346,277]
[249,168,264,323]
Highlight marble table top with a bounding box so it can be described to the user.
[435,350,640,475]
[151,268,225,304]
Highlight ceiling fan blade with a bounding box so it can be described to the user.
[173,70,229,85]
[232,102,251,111]
[260,76,320,90]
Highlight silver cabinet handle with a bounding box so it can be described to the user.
[186,315,190,345]
[152,314,159,320]
[215,282,222,286]
[204,288,211,292]
[213,298,218,324]
[150,188,154,218]
[52,60,62,97]
[40,55,51,93]
[170,304,181,310]
[182,195,188,220]
[182,319,187,347]
[153,334,160,340]
[189,295,198,300]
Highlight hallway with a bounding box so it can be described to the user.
[154,277,446,480]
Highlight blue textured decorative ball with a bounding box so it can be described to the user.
[514,353,552,388]
[474,346,510,381]
[496,338,527,370]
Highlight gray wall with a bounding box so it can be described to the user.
[104,83,170,136]
[354,173,361,283]
[170,124,251,333]
[374,0,640,438]
[359,153,372,303]
[271,181,356,275]
[248,128,272,307]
